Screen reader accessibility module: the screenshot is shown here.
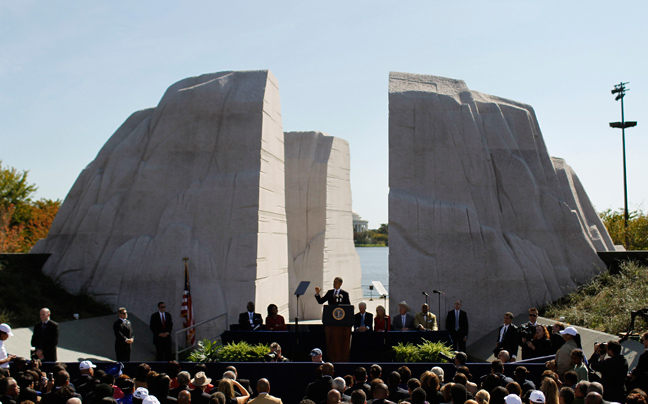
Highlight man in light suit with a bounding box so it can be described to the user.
[354,302,373,332]
[446,300,469,352]
[392,301,415,331]
[238,302,263,331]
[315,277,351,306]
[414,304,438,331]
[150,302,173,361]
[31,308,59,362]
[249,378,282,404]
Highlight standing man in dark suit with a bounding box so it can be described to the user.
[31,308,59,362]
[494,312,518,361]
[150,302,173,361]
[315,277,351,306]
[113,307,134,361]
[446,300,469,352]
[238,302,263,331]
[354,302,373,332]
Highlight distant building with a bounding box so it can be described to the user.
[352,211,369,233]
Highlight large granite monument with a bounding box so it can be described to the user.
[32,70,290,332]
[284,131,362,320]
[388,72,615,342]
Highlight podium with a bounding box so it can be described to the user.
[322,305,353,362]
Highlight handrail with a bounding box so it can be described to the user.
[175,312,228,361]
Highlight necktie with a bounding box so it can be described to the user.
[361,314,365,327]
[161,313,166,330]
[500,325,507,342]
[455,311,460,331]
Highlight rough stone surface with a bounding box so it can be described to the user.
[388,72,615,342]
[32,70,289,333]
[284,131,362,320]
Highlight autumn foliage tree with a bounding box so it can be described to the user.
[0,161,61,253]
[599,209,648,250]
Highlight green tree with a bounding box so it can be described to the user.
[0,160,38,225]
[599,209,648,250]
[376,223,388,235]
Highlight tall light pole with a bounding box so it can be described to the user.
[610,82,637,248]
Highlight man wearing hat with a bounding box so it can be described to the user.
[310,348,323,363]
[529,391,546,404]
[555,326,579,377]
[0,324,15,369]
[392,301,414,331]
[190,372,212,404]
[73,360,99,398]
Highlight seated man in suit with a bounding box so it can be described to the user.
[414,303,438,331]
[314,277,350,306]
[354,302,373,332]
[238,302,263,331]
[392,301,415,331]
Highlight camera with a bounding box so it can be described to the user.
[595,341,608,353]
[519,323,537,340]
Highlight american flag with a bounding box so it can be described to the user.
[181,257,195,345]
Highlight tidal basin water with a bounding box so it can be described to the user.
[356,246,389,298]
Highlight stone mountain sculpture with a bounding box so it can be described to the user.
[388,72,615,342]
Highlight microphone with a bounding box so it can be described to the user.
[422,292,429,296]
[433,290,445,295]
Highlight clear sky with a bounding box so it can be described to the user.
[2,1,647,229]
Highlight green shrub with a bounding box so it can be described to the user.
[392,339,454,363]
[188,340,270,363]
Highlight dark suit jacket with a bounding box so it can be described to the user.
[31,320,59,361]
[392,314,415,331]
[446,309,469,337]
[354,312,373,331]
[304,376,333,404]
[315,289,350,305]
[113,318,133,352]
[169,385,191,399]
[150,311,173,341]
[388,386,410,402]
[190,389,212,404]
[494,324,518,357]
[238,312,263,330]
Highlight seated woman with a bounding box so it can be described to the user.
[265,303,286,331]
[374,305,391,332]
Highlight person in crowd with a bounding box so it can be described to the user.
[265,304,286,331]
[169,372,191,399]
[498,351,511,364]
[238,302,263,331]
[456,367,477,396]
[0,324,15,370]
[177,391,191,404]
[113,308,134,362]
[265,343,289,362]
[370,383,393,404]
[31,308,59,362]
[217,379,249,404]
[354,303,373,332]
[540,379,559,404]
[369,365,382,382]
[627,330,648,392]
[503,394,521,404]
[420,371,443,404]
[521,325,554,359]
[42,371,81,404]
[411,387,427,404]
[550,323,566,352]
[189,372,213,404]
[414,304,438,331]
[529,391,546,404]
[326,389,341,404]
[474,390,489,404]
[0,377,20,404]
[572,381,589,404]
[314,277,350,306]
[74,360,100,398]
[562,372,577,391]
[304,363,334,404]
[555,327,579,377]
[450,384,467,404]
[446,301,469,352]
[350,390,366,404]
[583,393,601,404]
[134,364,151,389]
[345,367,370,397]
[149,302,173,361]
[310,348,323,363]
[568,350,588,382]
[494,312,518,361]
[118,379,135,404]
[248,379,281,404]
[512,367,535,396]
[505,382,522,397]
[588,340,628,403]
[387,372,409,402]
[559,387,574,404]
[374,306,391,332]
[332,377,350,402]
[392,302,415,331]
